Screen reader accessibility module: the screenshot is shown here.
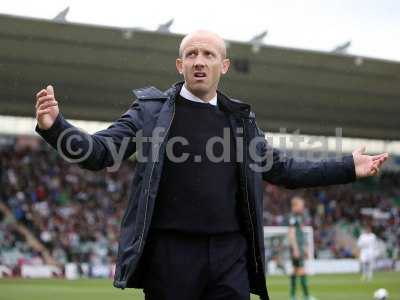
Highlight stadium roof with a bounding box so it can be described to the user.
[0,14,399,140]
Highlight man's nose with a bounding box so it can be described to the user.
[194,55,206,68]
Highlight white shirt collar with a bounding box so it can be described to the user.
[180,84,218,106]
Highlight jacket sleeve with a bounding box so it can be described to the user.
[35,101,142,171]
[257,128,356,189]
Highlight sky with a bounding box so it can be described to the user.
[1,0,399,62]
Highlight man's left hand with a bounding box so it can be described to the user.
[352,146,389,178]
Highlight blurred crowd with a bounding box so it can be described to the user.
[263,172,400,259]
[1,139,133,268]
[1,138,399,268]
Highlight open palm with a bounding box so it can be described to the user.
[352,146,388,178]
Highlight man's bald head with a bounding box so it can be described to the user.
[179,30,227,59]
[176,30,230,101]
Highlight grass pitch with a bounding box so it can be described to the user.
[0,272,398,300]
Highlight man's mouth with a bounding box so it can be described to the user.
[194,72,207,78]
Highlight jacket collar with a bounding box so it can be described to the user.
[180,84,218,106]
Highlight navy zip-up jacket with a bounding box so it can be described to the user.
[35,81,356,300]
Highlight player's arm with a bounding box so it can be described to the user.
[357,236,363,248]
[372,234,378,258]
[356,235,364,258]
[288,226,300,258]
[35,85,143,171]
[303,244,308,259]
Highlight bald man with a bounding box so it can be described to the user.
[35,30,388,300]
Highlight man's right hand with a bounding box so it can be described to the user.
[35,85,59,130]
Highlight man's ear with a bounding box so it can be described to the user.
[176,58,183,75]
[221,58,230,75]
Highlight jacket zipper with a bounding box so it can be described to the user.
[137,102,176,253]
[123,100,176,284]
[242,118,259,272]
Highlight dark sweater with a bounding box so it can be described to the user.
[150,94,241,234]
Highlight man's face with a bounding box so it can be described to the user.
[292,198,305,214]
[176,33,230,100]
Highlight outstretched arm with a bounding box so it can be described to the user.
[35,85,142,171]
[260,135,388,189]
